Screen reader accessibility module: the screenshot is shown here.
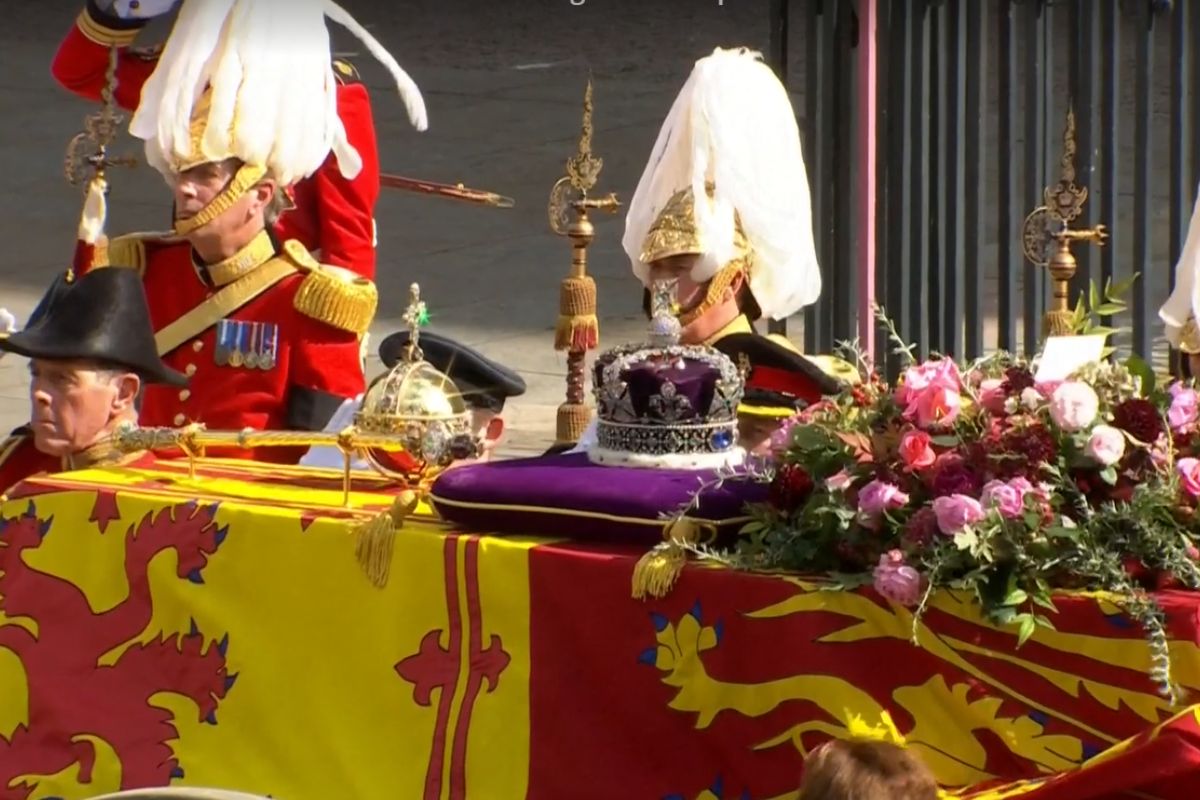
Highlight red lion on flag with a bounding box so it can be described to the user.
[0,500,234,798]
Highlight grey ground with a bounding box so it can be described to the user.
[0,1,1181,457]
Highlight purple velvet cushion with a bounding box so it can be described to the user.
[428,452,767,545]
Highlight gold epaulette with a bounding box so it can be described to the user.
[76,6,142,48]
[283,240,377,336]
[92,231,176,277]
[332,58,362,85]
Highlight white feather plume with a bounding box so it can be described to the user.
[1160,182,1200,346]
[322,0,429,132]
[130,0,424,187]
[622,47,822,321]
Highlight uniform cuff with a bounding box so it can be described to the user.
[287,387,348,432]
[78,0,148,47]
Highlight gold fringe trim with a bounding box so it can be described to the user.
[554,314,599,351]
[92,233,149,276]
[77,8,141,47]
[173,164,267,236]
[631,517,715,600]
[354,489,420,588]
[292,264,378,336]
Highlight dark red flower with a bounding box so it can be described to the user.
[1112,398,1164,444]
[769,464,814,512]
[992,423,1057,479]
[931,462,983,498]
[902,507,939,548]
[1001,366,1035,396]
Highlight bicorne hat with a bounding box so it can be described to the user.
[0,267,187,387]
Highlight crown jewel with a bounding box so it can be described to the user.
[588,280,745,469]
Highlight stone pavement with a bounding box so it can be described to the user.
[0,1,1177,459]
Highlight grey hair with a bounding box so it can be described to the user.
[261,184,290,227]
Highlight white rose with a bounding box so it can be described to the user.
[1085,424,1126,466]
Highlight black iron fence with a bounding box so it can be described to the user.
[777,0,1200,376]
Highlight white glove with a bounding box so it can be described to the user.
[299,395,371,470]
[109,0,179,20]
[0,309,16,334]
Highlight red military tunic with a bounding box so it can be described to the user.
[50,0,381,279]
[0,431,63,496]
[97,231,373,464]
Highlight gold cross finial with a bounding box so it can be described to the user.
[402,282,428,362]
[64,47,137,189]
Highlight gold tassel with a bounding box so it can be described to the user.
[354,489,419,588]
[631,517,710,600]
[555,275,598,352]
[554,313,599,351]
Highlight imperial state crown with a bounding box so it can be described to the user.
[588,279,745,470]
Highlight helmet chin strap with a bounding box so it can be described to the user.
[678,260,748,326]
[173,163,268,236]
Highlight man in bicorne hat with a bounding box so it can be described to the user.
[50,0,412,279]
[80,0,427,463]
[300,331,527,469]
[0,268,187,494]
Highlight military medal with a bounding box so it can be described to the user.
[214,319,233,367]
[243,321,260,369]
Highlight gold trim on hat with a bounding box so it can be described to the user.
[639,183,750,266]
[173,163,269,236]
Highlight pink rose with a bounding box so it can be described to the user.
[895,358,963,407]
[1084,424,1126,466]
[981,480,1025,519]
[1048,381,1099,432]
[898,430,936,470]
[932,494,985,535]
[827,470,854,491]
[904,385,962,430]
[1169,387,1199,433]
[978,379,1007,414]
[857,479,910,530]
[1178,458,1200,497]
[873,550,923,607]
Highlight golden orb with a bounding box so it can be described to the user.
[354,359,480,478]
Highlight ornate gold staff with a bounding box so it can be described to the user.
[113,423,415,503]
[1021,108,1109,339]
[547,79,621,446]
[63,45,138,282]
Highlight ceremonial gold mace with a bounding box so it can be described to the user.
[546,79,620,445]
[1021,108,1109,340]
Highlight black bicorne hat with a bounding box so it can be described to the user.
[0,267,188,387]
[378,329,526,412]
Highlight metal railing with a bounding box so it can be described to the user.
[775,0,1199,375]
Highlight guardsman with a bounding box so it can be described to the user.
[0,268,184,494]
[565,48,849,455]
[83,0,426,463]
[623,47,824,348]
[50,0,427,279]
